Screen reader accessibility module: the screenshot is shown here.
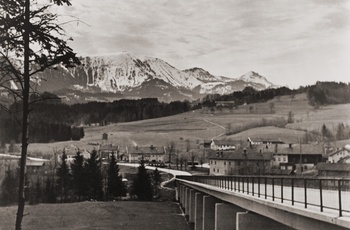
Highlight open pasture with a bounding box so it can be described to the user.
[0,201,189,230]
[27,93,350,155]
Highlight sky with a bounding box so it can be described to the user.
[53,0,350,88]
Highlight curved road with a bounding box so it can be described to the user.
[118,162,191,176]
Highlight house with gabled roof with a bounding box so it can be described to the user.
[210,139,240,151]
[128,145,165,163]
[247,137,284,146]
[259,143,326,172]
[208,146,273,175]
[99,144,119,162]
[327,147,350,163]
[317,162,350,177]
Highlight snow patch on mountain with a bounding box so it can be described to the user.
[238,71,276,88]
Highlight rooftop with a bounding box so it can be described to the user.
[129,145,165,155]
[317,163,350,172]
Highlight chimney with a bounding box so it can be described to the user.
[243,148,247,154]
[289,143,293,149]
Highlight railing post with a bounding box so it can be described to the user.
[247,177,249,195]
[264,177,267,199]
[338,180,342,217]
[230,177,233,191]
[319,179,323,212]
[281,178,284,203]
[238,177,240,192]
[242,177,245,193]
[258,177,260,198]
[252,177,254,196]
[304,179,307,209]
[272,178,275,201]
[291,178,294,206]
[234,176,236,191]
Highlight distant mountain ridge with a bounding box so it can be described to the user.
[34,52,279,102]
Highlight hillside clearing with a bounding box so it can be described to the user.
[27,94,350,155]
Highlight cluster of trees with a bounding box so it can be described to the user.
[0,112,84,143]
[300,123,350,144]
[30,98,192,125]
[201,82,350,109]
[321,123,350,142]
[0,97,191,144]
[0,150,126,205]
[201,86,299,107]
[307,82,350,107]
[226,117,288,136]
[0,151,165,205]
[132,161,161,201]
[55,150,126,202]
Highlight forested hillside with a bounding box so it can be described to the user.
[0,97,191,144]
[307,82,350,106]
[0,81,348,144]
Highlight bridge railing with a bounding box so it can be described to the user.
[176,175,350,217]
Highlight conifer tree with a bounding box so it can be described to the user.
[0,169,18,205]
[153,168,161,196]
[132,161,153,201]
[85,150,103,200]
[56,152,71,203]
[44,177,56,203]
[107,153,126,199]
[71,151,86,201]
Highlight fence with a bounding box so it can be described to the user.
[176,175,350,217]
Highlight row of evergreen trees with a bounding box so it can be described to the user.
[55,150,126,202]
[0,151,163,205]
[0,114,84,144]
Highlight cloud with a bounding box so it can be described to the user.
[56,0,350,88]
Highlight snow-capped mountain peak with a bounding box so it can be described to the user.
[34,52,278,102]
[238,71,276,88]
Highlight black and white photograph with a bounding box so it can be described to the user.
[0,0,349,229]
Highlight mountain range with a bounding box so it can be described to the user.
[34,52,278,102]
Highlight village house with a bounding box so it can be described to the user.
[260,143,326,172]
[0,153,50,173]
[327,146,350,163]
[247,137,285,146]
[215,101,236,108]
[317,163,350,178]
[208,147,273,176]
[209,142,326,175]
[201,140,212,149]
[57,146,90,164]
[210,139,239,151]
[99,144,119,162]
[128,145,165,163]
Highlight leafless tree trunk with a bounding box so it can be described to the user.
[15,1,30,229]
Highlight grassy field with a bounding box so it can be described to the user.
[0,201,190,230]
[26,93,350,156]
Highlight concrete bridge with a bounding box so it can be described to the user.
[176,175,350,230]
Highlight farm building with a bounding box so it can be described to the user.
[99,144,119,162]
[209,147,273,175]
[317,163,350,177]
[210,139,240,151]
[215,101,236,108]
[128,145,165,163]
[247,137,285,146]
[327,146,350,163]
